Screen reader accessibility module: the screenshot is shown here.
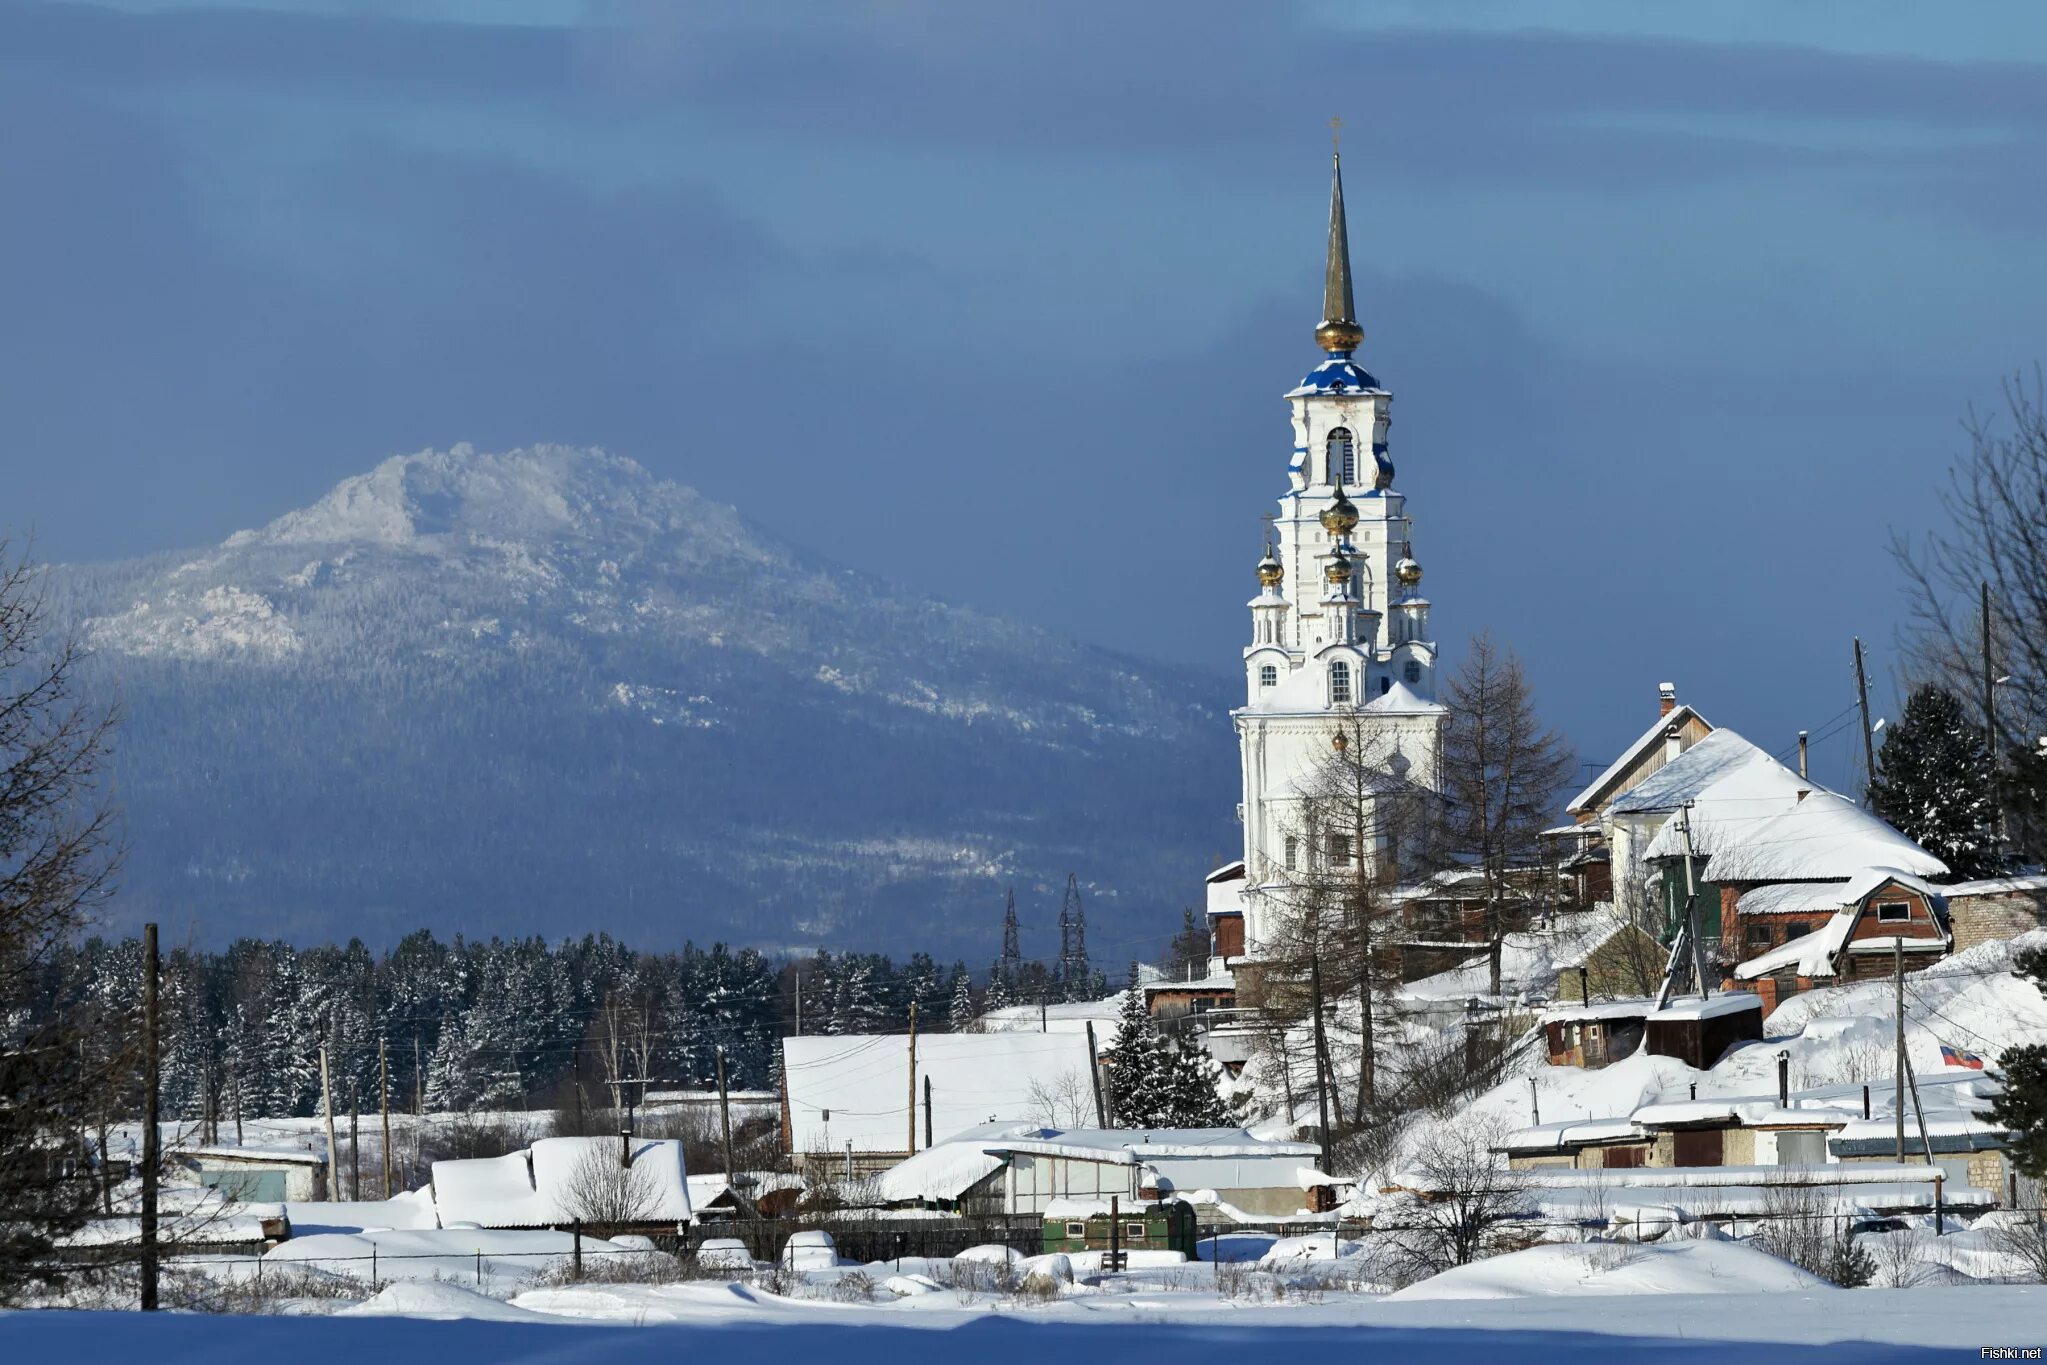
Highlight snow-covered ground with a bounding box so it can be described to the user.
[6,1273,2042,1361]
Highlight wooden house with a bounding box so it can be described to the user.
[1732,870,1950,1010]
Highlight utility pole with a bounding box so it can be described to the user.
[1984,581,2002,847]
[320,1030,340,1203]
[715,1045,736,1182]
[1894,937,1906,1161]
[1678,803,1711,998]
[379,1037,393,1199]
[1854,637,1878,809]
[139,922,160,1312]
[414,1037,424,1117]
[924,1074,934,1148]
[1085,1020,1107,1127]
[905,1001,919,1156]
[349,1088,361,1201]
[794,972,802,1037]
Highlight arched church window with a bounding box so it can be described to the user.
[1326,428,1357,486]
[1404,660,1423,686]
[1259,664,1278,688]
[1329,660,1352,705]
[1283,835,1298,871]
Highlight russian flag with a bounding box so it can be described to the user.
[1939,1043,1985,1070]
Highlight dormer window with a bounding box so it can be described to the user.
[1326,428,1357,486]
[1259,664,1278,688]
[1404,660,1422,685]
[1330,660,1352,705]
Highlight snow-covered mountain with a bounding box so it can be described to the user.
[54,446,1236,954]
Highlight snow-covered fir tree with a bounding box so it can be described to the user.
[947,964,977,1032]
[1871,685,2005,879]
[1105,967,1180,1126]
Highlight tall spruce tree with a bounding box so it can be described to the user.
[1871,685,2004,879]
[1105,968,1178,1127]
[946,964,976,1032]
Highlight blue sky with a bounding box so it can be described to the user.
[6,0,2045,793]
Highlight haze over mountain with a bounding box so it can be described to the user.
[51,446,1238,958]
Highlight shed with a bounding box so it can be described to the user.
[1540,998,1652,1069]
[171,1144,327,1205]
[1643,992,1763,1070]
[431,1136,691,1230]
[1040,1197,1197,1259]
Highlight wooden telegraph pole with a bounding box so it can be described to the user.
[1854,638,1878,808]
[1085,1020,1107,1127]
[139,922,160,1311]
[1894,938,1907,1161]
[379,1037,393,1199]
[319,1030,340,1203]
[905,1002,919,1156]
[715,1044,736,1182]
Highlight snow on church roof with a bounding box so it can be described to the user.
[1362,679,1446,716]
[1287,356,1384,397]
[783,1033,1093,1155]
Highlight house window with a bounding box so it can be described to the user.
[1404,660,1422,685]
[1283,835,1298,871]
[1744,923,1772,948]
[1259,664,1278,688]
[1330,834,1353,867]
[1330,661,1352,704]
[1064,1222,1086,1238]
[1123,1222,1146,1241]
[1784,922,1810,940]
[1876,902,1911,923]
[1327,427,1357,486]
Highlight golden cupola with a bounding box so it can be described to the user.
[1257,550,1284,589]
[1319,486,1359,537]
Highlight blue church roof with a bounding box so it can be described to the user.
[1288,354,1384,396]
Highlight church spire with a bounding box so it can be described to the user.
[1315,148,1363,357]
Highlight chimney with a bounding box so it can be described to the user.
[1797,730,1809,778]
[1658,682,1677,718]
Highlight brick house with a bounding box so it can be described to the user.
[1941,873,2047,955]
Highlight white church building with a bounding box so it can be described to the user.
[1213,151,1450,977]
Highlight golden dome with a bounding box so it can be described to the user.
[1257,553,1284,587]
[1315,318,1363,354]
[1319,490,1359,536]
[1395,557,1423,587]
[1324,551,1353,586]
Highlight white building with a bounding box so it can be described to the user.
[1229,151,1449,963]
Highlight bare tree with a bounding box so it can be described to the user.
[558,1142,664,1226]
[1256,710,1440,1130]
[1893,373,2047,863]
[0,541,121,1303]
[1024,1069,1094,1130]
[1441,634,1575,997]
[1381,1118,1529,1277]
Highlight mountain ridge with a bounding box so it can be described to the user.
[52,445,1238,958]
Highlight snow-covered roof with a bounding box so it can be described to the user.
[1206,869,1246,919]
[173,1143,326,1166]
[1609,729,1792,818]
[782,1033,1094,1154]
[1737,868,1945,919]
[1286,356,1385,397]
[1146,972,1237,993]
[431,1137,690,1228]
[992,1127,1318,1163]
[869,1122,1047,1204]
[1205,860,1246,884]
[1567,704,1710,814]
[1699,791,1947,883]
[1360,679,1447,716]
[1541,997,1656,1025]
[1941,873,2047,897]
[1647,991,1763,1023]
[1496,1118,1645,1153]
